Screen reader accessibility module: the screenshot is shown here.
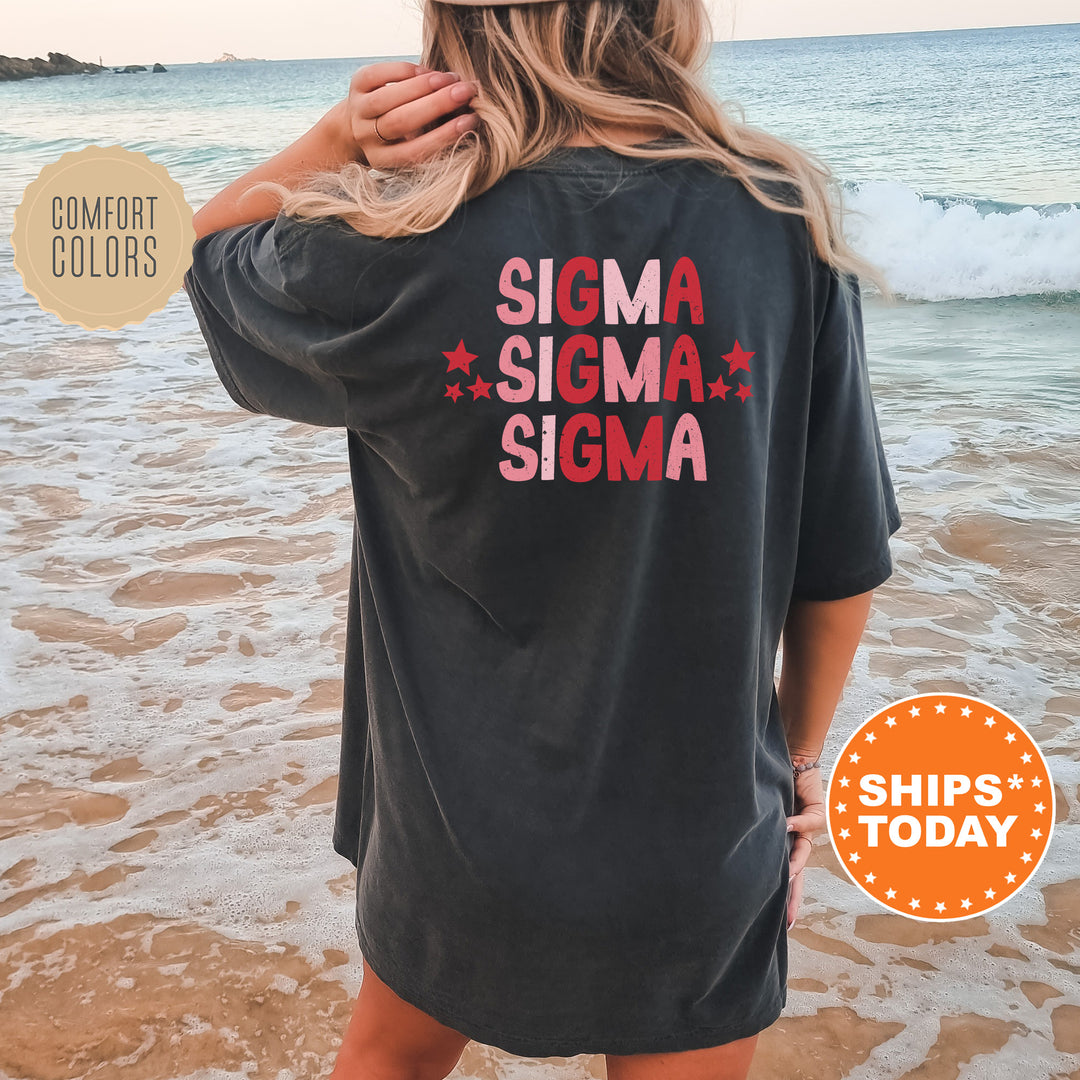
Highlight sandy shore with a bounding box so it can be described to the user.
[3,324,1080,1079]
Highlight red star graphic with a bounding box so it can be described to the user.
[443,339,477,375]
[707,375,731,399]
[724,340,755,375]
[467,374,492,400]
[444,383,463,402]
[735,382,753,402]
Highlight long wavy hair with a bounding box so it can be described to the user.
[250,0,893,299]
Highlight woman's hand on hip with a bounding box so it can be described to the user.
[785,765,826,931]
[340,60,479,169]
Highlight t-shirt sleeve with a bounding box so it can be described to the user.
[183,213,349,428]
[790,263,903,601]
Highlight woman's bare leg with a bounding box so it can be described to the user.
[605,1033,760,1080]
[329,957,471,1080]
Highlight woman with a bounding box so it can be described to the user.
[183,0,903,1077]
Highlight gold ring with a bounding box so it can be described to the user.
[373,114,393,144]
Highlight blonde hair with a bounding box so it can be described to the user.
[249,0,893,300]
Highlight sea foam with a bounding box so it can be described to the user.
[843,180,1080,301]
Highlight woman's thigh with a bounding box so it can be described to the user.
[331,957,472,1080]
[605,1033,760,1080]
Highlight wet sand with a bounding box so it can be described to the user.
[3,314,1080,1079]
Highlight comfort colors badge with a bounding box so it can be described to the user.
[11,144,195,330]
[826,693,1055,921]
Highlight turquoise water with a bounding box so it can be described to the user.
[2,19,1077,702]
[716,22,1080,207]
[2,23,1078,297]
[1,25,1078,1076]
[2,21,1077,673]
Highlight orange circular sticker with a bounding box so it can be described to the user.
[826,693,1054,921]
[11,144,195,330]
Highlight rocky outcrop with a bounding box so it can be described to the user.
[212,52,262,62]
[0,51,104,80]
[0,52,166,81]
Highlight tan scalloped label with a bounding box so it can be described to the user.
[11,144,195,330]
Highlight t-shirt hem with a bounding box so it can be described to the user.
[333,829,359,868]
[354,911,786,1057]
[789,547,897,602]
[182,267,263,416]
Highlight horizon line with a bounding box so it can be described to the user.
[30,18,1078,68]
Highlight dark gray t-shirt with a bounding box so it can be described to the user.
[184,139,902,1057]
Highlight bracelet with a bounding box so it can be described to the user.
[792,759,821,779]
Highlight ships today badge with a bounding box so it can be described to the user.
[826,692,1056,921]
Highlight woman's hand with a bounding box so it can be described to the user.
[785,763,826,931]
[343,60,479,169]
[190,59,480,240]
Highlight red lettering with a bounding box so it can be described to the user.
[559,413,602,482]
[556,334,599,404]
[662,335,704,401]
[606,414,664,480]
[556,257,599,326]
[663,256,704,324]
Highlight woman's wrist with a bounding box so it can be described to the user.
[790,749,824,781]
[192,101,361,240]
[321,98,365,163]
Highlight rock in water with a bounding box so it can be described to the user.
[0,51,104,80]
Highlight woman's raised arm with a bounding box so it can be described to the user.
[192,60,478,240]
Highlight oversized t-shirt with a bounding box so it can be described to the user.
[183,138,903,1058]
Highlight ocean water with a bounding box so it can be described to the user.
[1,21,1079,1080]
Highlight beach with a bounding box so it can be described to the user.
[2,22,1079,1080]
